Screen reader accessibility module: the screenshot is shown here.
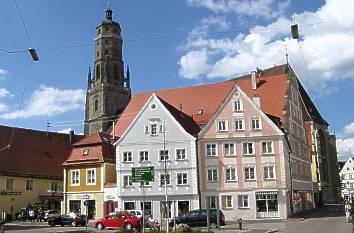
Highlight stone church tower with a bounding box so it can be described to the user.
[84,8,131,136]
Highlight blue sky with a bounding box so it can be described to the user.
[1,0,354,160]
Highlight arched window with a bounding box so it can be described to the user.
[113,64,118,80]
[96,64,100,80]
[94,99,98,112]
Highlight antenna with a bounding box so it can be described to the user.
[107,0,111,10]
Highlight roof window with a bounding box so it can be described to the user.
[83,149,89,156]
[197,109,203,115]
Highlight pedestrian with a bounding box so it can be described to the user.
[345,201,352,223]
[37,207,44,222]
[29,209,35,223]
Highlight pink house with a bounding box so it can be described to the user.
[198,85,290,220]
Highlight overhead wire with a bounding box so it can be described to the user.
[13,0,33,46]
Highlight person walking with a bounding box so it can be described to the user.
[345,201,352,223]
[29,209,35,223]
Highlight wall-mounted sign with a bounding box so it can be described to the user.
[106,195,115,200]
[0,191,22,196]
[75,194,92,200]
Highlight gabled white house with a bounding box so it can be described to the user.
[114,93,200,223]
[339,157,354,201]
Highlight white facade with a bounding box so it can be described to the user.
[339,157,354,201]
[115,94,199,223]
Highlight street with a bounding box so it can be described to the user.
[2,205,353,233]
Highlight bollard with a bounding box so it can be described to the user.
[237,218,243,230]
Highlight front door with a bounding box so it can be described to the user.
[178,201,189,216]
[87,200,96,219]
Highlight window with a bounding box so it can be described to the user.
[159,149,170,161]
[251,117,261,130]
[123,151,133,163]
[177,173,188,185]
[26,180,33,190]
[234,119,244,130]
[123,175,132,187]
[87,169,96,185]
[222,196,233,208]
[160,173,171,186]
[225,168,237,181]
[139,151,149,162]
[159,125,164,132]
[97,29,101,35]
[262,141,273,154]
[104,27,109,32]
[207,169,218,182]
[207,196,217,208]
[238,195,249,208]
[94,99,98,112]
[176,149,186,160]
[145,126,149,134]
[83,149,89,156]
[206,144,217,156]
[71,170,80,185]
[264,166,275,180]
[51,182,59,191]
[224,143,236,156]
[150,124,158,135]
[96,64,100,80]
[217,120,228,131]
[234,100,243,111]
[243,142,254,155]
[244,167,256,181]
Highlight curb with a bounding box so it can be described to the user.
[265,229,279,233]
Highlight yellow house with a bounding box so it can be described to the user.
[0,125,79,220]
[62,133,117,219]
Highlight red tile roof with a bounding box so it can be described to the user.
[0,125,82,179]
[111,64,291,138]
[63,132,115,166]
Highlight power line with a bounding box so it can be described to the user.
[13,0,33,46]
[1,17,354,56]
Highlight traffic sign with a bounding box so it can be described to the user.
[132,166,154,182]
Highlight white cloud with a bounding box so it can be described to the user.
[0,85,85,119]
[0,69,8,82]
[337,138,354,161]
[178,49,211,79]
[0,88,10,98]
[0,103,8,113]
[342,122,354,136]
[58,128,73,134]
[179,0,354,95]
[186,0,290,18]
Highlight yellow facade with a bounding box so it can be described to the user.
[63,163,116,219]
[104,163,116,184]
[0,175,61,219]
[66,165,102,192]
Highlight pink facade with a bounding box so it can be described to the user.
[198,86,289,220]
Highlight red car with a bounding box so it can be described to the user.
[94,211,141,231]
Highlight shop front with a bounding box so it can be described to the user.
[256,191,279,218]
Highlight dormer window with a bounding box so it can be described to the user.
[83,149,89,156]
[197,109,203,115]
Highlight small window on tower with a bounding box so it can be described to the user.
[105,40,108,45]
[97,29,101,35]
[96,64,100,80]
[105,50,108,55]
[96,51,99,58]
[104,27,109,32]
[94,99,98,112]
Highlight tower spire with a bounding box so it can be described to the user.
[105,1,113,20]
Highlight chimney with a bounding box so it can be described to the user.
[253,95,260,108]
[69,130,75,144]
[251,71,257,90]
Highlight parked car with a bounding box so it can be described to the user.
[43,209,61,221]
[48,213,87,227]
[169,209,225,228]
[94,211,141,231]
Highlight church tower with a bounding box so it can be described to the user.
[84,8,131,136]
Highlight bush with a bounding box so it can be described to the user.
[175,223,192,233]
